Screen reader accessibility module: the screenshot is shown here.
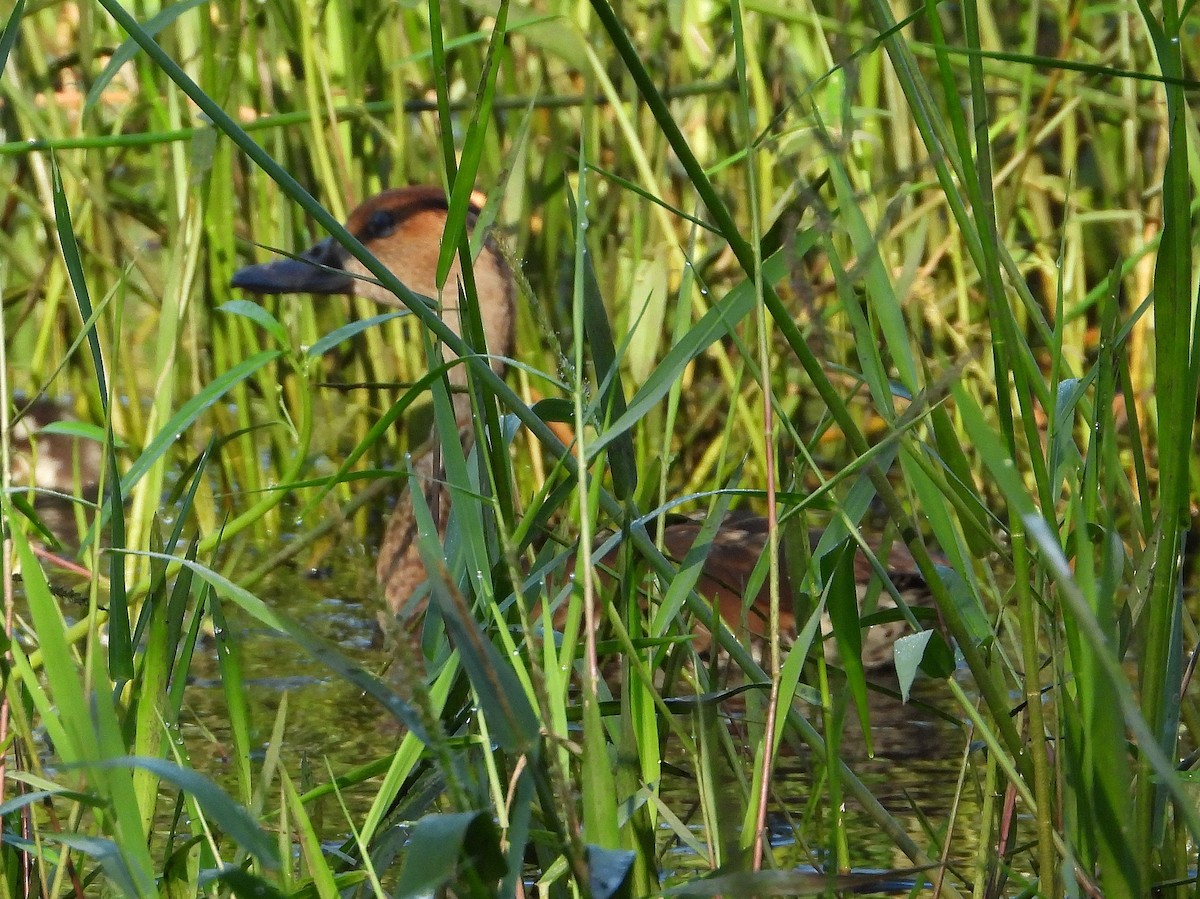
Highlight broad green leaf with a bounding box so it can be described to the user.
[217,300,290,347]
[395,812,506,898]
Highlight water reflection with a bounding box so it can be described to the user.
[182,561,389,822]
[660,672,976,886]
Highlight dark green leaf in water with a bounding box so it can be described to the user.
[822,541,860,652]
[929,403,991,556]
[106,415,132,682]
[586,844,635,899]
[937,564,990,649]
[395,811,507,898]
[532,397,575,423]
[824,539,871,747]
[209,868,288,898]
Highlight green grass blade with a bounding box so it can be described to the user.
[0,0,25,73]
[93,757,279,870]
[83,0,207,116]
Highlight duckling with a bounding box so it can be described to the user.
[232,186,936,668]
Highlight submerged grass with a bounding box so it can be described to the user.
[2,0,1199,895]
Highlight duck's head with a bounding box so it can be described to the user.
[231,186,514,378]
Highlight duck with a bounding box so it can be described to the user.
[231,186,937,670]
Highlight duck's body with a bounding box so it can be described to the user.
[232,186,934,668]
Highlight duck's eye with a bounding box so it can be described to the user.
[364,210,395,240]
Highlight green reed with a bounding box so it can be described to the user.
[2,0,1198,895]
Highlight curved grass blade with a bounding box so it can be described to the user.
[83,0,208,116]
[216,300,291,348]
[567,176,637,500]
[437,0,510,286]
[406,462,540,755]
[51,159,107,404]
[588,241,802,457]
[119,350,282,492]
[0,0,26,74]
[305,310,408,358]
[88,757,278,869]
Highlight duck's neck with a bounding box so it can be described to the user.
[376,431,466,617]
[372,234,514,617]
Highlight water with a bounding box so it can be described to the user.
[15,523,977,886]
[179,544,977,883]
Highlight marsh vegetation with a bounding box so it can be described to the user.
[2,0,1198,895]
